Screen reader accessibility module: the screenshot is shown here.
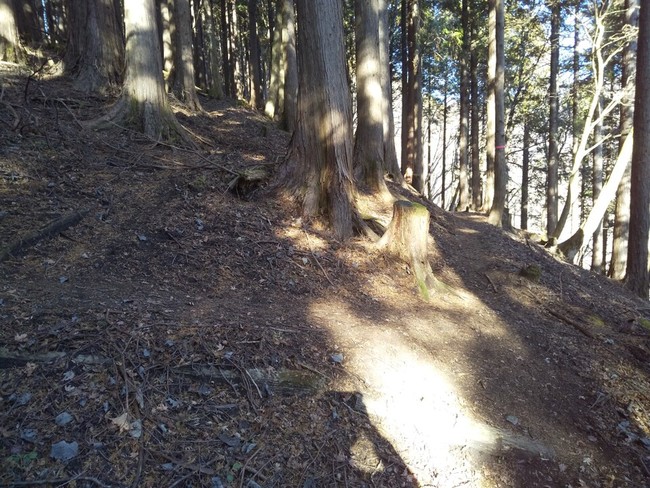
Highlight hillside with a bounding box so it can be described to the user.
[1,64,650,487]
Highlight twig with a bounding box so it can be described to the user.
[0,209,90,262]
[302,231,335,286]
[1,476,117,487]
[484,273,498,292]
[239,447,262,488]
[167,473,195,488]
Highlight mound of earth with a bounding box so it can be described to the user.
[1,64,649,487]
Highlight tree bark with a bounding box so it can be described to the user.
[220,0,233,97]
[205,0,224,99]
[378,0,401,182]
[521,119,530,230]
[353,0,387,193]
[626,1,650,298]
[170,0,202,110]
[276,0,357,240]
[87,0,189,143]
[159,0,174,75]
[470,16,481,211]
[248,0,263,110]
[457,0,470,211]
[610,0,639,280]
[0,0,24,62]
[401,0,423,193]
[591,96,604,273]
[487,0,507,227]
[377,201,436,298]
[265,0,284,118]
[547,0,560,236]
[63,0,124,94]
[13,0,42,45]
[281,0,297,132]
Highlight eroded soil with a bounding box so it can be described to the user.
[1,64,650,487]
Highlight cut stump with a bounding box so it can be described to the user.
[377,200,437,298]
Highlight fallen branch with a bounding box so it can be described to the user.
[0,209,89,262]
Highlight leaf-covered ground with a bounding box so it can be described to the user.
[1,63,650,487]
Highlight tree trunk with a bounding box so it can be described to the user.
[626,1,650,298]
[457,0,470,211]
[220,0,233,97]
[265,0,284,118]
[547,0,560,236]
[159,0,174,75]
[13,0,42,46]
[0,0,24,62]
[354,0,387,193]
[558,131,634,263]
[63,0,123,94]
[401,0,423,193]
[276,0,357,240]
[591,97,604,273]
[170,0,202,110]
[228,0,242,98]
[205,0,224,99]
[487,0,507,227]
[248,0,263,109]
[610,0,639,280]
[521,119,530,230]
[442,72,448,209]
[379,0,401,182]
[192,0,207,91]
[87,0,189,143]
[470,17,481,211]
[281,0,297,132]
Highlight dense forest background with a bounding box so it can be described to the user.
[1,0,648,296]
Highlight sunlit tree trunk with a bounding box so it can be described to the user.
[626,1,650,298]
[487,0,506,227]
[379,0,401,181]
[277,0,358,239]
[88,0,188,143]
[610,0,639,280]
[158,0,174,75]
[171,0,202,110]
[591,97,604,273]
[229,0,243,98]
[63,0,123,94]
[457,0,470,211]
[265,0,284,118]
[281,0,297,131]
[0,0,24,62]
[547,0,560,236]
[354,0,387,193]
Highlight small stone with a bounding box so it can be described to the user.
[20,429,38,443]
[50,440,79,462]
[55,412,73,426]
[331,353,344,364]
[506,415,519,426]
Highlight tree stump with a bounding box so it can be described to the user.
[377,200,437,298]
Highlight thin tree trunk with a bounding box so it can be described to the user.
[264,0,283,118]
[379,0,401,181]
[470,17,481,211]
[487,0,507,226]
[626,1,650,298]
[442,74,448,209]
[610,0,638,280]
[159,0,174,76]
[281,0,297,131]
[591,96,604,273]
[13,0,42,45]
[457,0,470,211]
[173,0,202,110]
[229,0,242,98]
[220,0,232,97]
[521,118,530,230]
[354,0,387,193]
[248,0,263,109]
[205,0,224,99]
[547,0,560,236]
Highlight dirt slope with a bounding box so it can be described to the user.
[1,65,650,487]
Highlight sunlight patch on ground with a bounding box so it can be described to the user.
[310,299,519,487]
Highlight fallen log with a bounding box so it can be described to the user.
[0,209,89,262]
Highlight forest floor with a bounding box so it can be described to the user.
[1,62,650,488]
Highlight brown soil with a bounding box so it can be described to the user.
[1,64,650,488]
